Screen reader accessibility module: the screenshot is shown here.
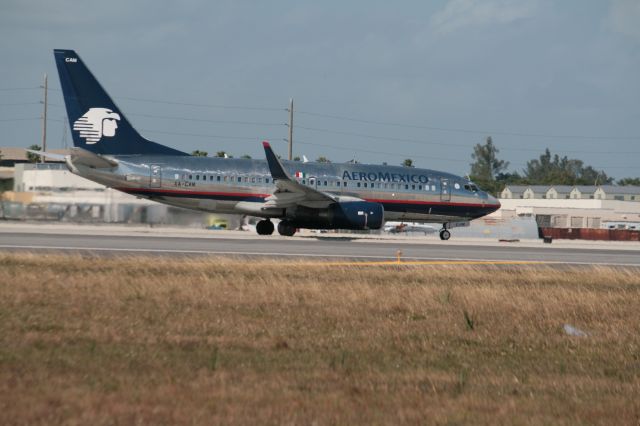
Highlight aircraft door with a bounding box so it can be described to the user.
[150,165,162,188]
[440,178,451,201]
[308,176,318,190]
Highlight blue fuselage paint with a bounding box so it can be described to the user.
[77,154,501,223]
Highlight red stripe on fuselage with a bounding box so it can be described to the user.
[114,187,494,208]
[114,187,271,199]
[364,198,489,208]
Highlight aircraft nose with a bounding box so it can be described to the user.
[487,194,501,211]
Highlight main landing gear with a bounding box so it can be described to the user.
[256,219,274,235]
[277,221,297,237]
[439,224,451,241]
[256,219,297,236]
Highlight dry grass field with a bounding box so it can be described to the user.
[1,253,639,425]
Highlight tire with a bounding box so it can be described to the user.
[256,219,274,235]
[277,221,296,236]
[439,229,451,241]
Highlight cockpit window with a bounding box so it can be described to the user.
[464,184,479,192]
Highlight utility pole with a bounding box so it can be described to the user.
[287,98,293,160]
[41,73,48,163]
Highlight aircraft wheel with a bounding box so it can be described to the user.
[277,221,297,237]
[256,219,274,235]
[439,229,451,241]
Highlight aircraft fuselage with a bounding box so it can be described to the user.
[77,154,500,224]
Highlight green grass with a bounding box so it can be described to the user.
[1,253,639,424]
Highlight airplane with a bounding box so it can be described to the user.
[42,49,501,240]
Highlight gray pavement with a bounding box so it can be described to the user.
[0,223,639,266]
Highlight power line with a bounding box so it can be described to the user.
[297,110,640,141]
[129,112,283,127]
[140,128,281,141]
[294,139,469,163]
[295,124,640,156]
[117,95,284,112]
[0,117,41,122]
[43,84,639,141]
[292,138,638,170]
[0,87,40,91]
[0,102,41,106]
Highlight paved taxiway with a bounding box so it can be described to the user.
[1,224,639,266]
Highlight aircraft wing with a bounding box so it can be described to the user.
[262,141,339,209]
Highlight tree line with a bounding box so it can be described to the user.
[468,137,639,195]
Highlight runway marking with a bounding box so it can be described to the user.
[0,244,639,267]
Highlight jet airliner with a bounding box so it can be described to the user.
[43,49,500,240]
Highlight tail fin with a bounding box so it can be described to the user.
[53,49,187,156]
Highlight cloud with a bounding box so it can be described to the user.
[607,0,640,40]
[430,0,538,35]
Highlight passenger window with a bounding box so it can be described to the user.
[258,177,262,183]
[357,182,361,188]
[196,175,200,180]
[217,175,221,182]
[251,177,256,183]
[412,184,415,190]
[419,185,422,190]
[405,185,409,190]
[189,174,193,180]
[237,177,242,183]
[324,181,328,186]
[265,178,270,183]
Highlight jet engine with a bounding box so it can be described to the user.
[287,201,384,230]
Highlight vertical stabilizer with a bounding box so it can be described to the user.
[53,49,187,156]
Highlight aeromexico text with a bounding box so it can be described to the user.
[341,170,430,184]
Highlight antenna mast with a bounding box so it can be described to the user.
[41,73,48,163]
[287,98,293,160]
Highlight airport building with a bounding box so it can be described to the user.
[0,156,237,228]
[498,184,640,231]
[500,184,640,202]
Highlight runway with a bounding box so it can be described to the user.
[1,224,639,266]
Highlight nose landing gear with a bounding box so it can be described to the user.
[439,223,451,241]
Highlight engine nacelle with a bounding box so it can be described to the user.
[288,201,384,230]
[331,201,384,230]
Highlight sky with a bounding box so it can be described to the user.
[1,0,639,179]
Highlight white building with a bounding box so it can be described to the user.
[594,185,640,201]
[523,186,549,199]
[570,186,595,199]
[546,185,573,200]
[499,185,529,199]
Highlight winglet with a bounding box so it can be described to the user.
[262,140,290,181]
